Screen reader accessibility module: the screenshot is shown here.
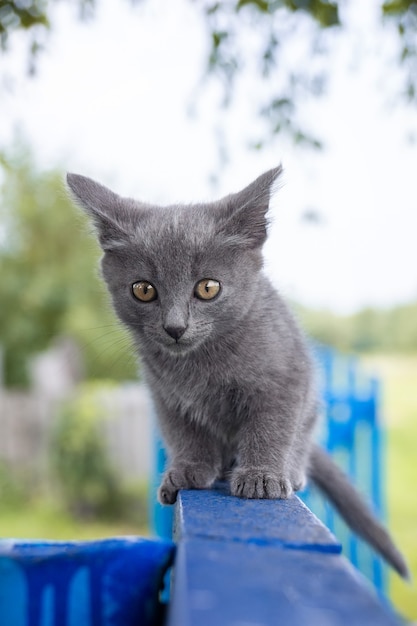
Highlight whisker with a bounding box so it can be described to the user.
[88,335,134,364]
[107,344,139,377]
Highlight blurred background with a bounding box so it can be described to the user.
[0,0,416,619]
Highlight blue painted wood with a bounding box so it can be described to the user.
[149,422,174,540]
[0,537,175,626]
[177,483,341,553]
[167,488,403,626]
[302,345,387,591]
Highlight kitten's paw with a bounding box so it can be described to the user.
[157,463,217,505]
[230,468,293,500]
[158,473,179,505]
[292,471,307,492]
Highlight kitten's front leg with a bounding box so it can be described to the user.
[158,460,219,505]
[157,416,222,505]
[230,399,299,500]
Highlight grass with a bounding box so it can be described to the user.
[363,354,417,622]
[0,497,148,541]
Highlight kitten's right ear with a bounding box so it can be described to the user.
[217,166,283,249]
[66,173,132,251]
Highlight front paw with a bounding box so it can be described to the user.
[158,462,217,505]
[292,470,307,492]
[230,467,293,500]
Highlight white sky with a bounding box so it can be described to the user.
[1,0,416,313]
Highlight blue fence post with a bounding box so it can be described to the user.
[300,345,387,592]
[370,375,387,592]
[149,421,173,540]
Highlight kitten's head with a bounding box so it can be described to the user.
[67,166,282,356]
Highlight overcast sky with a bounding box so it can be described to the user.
[1,0,416,313]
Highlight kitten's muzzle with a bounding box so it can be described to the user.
[163,324,187,342]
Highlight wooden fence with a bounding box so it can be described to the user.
[0,385,152,483]
[0,391,53,481]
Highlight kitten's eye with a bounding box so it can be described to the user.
[195,279,221,301]
[132,281,157,302]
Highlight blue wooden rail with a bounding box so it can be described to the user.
[302,346,387,590]
[0,537,175,626]
[166,485,402,626]
[0,494,403,626]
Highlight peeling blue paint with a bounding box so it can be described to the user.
[0,537,175,626]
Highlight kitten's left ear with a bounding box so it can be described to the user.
[218,165,283,248]
[66,173,137,251]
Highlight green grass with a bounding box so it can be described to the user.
[0,498,148,541]
[363,354,417,622]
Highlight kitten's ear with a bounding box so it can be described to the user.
[66,173,134,251]
[218,165,283,248]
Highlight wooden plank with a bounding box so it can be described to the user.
[0,537,174,626]
[167,487,403,626]
[176,483,341,553]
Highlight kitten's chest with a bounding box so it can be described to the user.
[144,354,237,433]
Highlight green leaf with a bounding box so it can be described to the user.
[284,0,339,27]
[237,0,271,12]
[212,30,228,49]
[206,2,221,15]
[382,0,416,16]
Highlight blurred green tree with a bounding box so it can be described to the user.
[51,382,147,522]
[0,1,415,145]
[0,0,95,74]
[383,0,417,100]
[298,300,417,354]
[0,144,137,386]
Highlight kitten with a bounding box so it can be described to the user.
[67,167,408,578]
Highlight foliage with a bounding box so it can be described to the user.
[1,1,416,147]
[0,143,137,386]
[0,497,147,539]
[383,0,417,99]
[201,0,340,147]
[0,461,28,508]
[201,1,417,146]
[297,300,417,354]
[0,0,49,46]
[50,382,147,523]
[0,0,95,74]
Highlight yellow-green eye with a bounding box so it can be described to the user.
[195,279,221,301]
[132,281,157,302]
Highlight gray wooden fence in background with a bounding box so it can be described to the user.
[0,385,151,483]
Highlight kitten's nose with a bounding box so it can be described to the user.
[164,325,187,341]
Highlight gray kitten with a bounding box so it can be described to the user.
[67,167,408,578]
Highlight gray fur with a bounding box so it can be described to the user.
[67,168,408,578]
[309,446,409,578]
